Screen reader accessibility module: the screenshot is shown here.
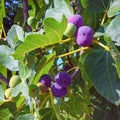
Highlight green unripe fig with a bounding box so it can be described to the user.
[9,75,21,88]
[5,88,12,98]
[64,23,77,37]
[27,16,38,29]
[5,88,19,101]
[29,84,39,98]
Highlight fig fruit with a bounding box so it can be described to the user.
[68,14,84,29]
[9,75,21,88]
[76,26,94,47]
[51,82,67,98]
[5,88,19,101]
[55,71,72,88]
[64,23,77,37]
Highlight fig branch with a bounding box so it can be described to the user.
[0,73,9,85]
[23,0,31,31]
[93,40,110,51]
[56,47,90,58]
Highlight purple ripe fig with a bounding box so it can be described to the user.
[40,74,52,87]
[76,26,94,47]
[64,23,77,37]
[51,82,67,98]
[55,71,72,88]
[68,14,84,29]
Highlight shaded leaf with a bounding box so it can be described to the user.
[0,101,16,120]
[39,107,57,120]
[107,40,120,78]
[81,0,110,13]
[16,114,35,120]
[83,49,120,104]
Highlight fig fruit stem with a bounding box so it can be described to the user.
[56,47,90,58]
[93,40,110,51]
[59,37,74,44]
[100,11,107,26]
[32,98,37,110]
[39,94,50,109]
[2,24,6,38]
[71,68,80,79]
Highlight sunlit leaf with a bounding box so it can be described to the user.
[14,17,66,59]
[107,0,120,17]
[0,85,4,102]
[106,15,120,46]
[0,45,18,71]
[45,0,73,21]
[7,25,24,48]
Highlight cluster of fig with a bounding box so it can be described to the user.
[5,75,21,101]
[51,71,72,98]
[37,72,72,98]
[64,14,94,47]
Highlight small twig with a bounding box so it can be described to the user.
[65,49,73,67]
[56,47,90,58]
[0,73,9,85]
[23,0,31,31]
[76,0,82,14]
[71,68,80,79]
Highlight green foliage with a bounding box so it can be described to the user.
[81,0,110,13]
[45,0,73,21]
[0,85,4,102]
[106,15,120,46]
[7,25,24,49]
[0,102,16,120]
[81,49,120,104]
[107,0,120,17]
[0,45,18,71]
